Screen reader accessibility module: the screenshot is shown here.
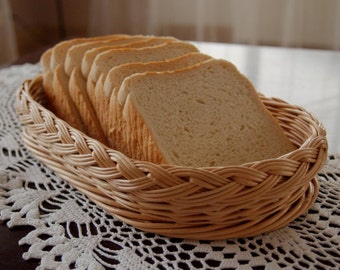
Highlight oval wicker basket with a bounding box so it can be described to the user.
[16,76,328,240]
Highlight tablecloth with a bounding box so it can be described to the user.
[0,64,339,270]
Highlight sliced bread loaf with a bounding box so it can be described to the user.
[80,36,178,78]
[40,48,52,74]
[118,58,296,167]
[86,41,199,96]
[65,35,169,76]
[64,36,134,76]
[69,67,107,144]
[102,52,212,151]
[49,35,128,71]
[103,52,212,99]
[68,36,180,143]
[50,35,150,143]
[42,35,129,133]
[85,41,199,144]
[40,48,53,102]
[51,65,86,132]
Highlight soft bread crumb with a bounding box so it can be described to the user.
[121,59,295,167]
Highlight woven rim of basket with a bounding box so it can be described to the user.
[15,76,328,240]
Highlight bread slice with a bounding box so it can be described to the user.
[90,37,185,116]
[103,52,212,99]
[102,52,212,151]
[77,36,178,105]
[85,37,176,90]
[49,35,128,71]
[42,35,129,130]
[50,65,86,132]
[47,35,148,144]
[87,41,199,96]
[46,34,135,88]
[84,41,198,146]
[40,48,52,74]
[118,59,296,167]
[68,36,179,144]
[69,67,107,144]
[64,35,158,76]
[80,36,178,78]
[40,48,53,102]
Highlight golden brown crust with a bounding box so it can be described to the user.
[52,65,86,132]
[69,67,107,145]
[105,53,212,154]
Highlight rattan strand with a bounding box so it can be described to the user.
[15,76,328,240]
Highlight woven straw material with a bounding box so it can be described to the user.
[16,76,328,240]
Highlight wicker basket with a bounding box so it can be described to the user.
[15,76,328,240]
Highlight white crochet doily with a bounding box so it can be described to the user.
[0,64,339,270]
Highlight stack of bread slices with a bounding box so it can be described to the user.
[40,34,295,167]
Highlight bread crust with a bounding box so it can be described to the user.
[69,67,108,144]
[52,65,86,132]
[86,37,180,126]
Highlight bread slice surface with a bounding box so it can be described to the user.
[69,67,108,144]
[49,35,129,71]
[103,52,212,151]
[66,36,162,141]
[85,36,181,108]
[51,65,86,132]
[67,36,179,144]
[64,36,134,76]
[119,59,296,167]
[84,41,198,148]
[80,36,178,78]
[42,35,129,131]
[87,41,198,88]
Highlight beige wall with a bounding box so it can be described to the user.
[6,0,340,63]
[138,0,340,49]
[9,0,89,58]
[0,0,17,64]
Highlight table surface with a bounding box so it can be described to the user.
[0,41,339,270]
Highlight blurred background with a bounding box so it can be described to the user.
[1,0,340,66]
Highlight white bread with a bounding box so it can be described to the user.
[51,65,86,132]
[87,41,199,96]
[50,38,89,71]
[40,48,52,74]
[68,36,179,142]
[48,35,151,143]
[42,35,129,133]
[118,59,296,166]
[49,35,128,71]
[102,52,212,151]
[86,41,199,141]
[65,35,172,76]
[80,36,178,78]
[76,36,176,107]
[40,48,53,101]
[69,67,107,144]
[64,36,134,76]
[103,52,212,99]
[40,35,295,168]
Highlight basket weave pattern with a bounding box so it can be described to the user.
[16,76,328,240]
